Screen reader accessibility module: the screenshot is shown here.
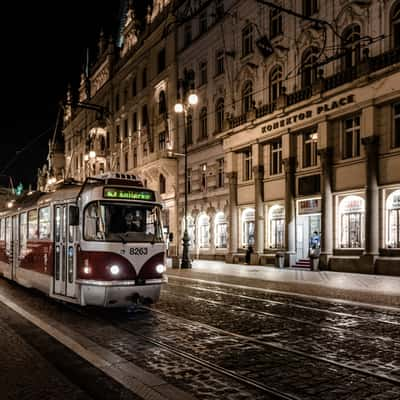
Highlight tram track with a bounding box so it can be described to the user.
[86,305,400,399]
[163,284,400,344]
[2,277,398,400]
[119,327,300,400]
[69,302,400,399]
[168,277,400,325]
[83,306,400,399]
[168,280,400,326]
[139,306,400,386]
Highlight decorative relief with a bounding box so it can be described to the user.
[91,63,110,97]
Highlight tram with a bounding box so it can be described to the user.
[0,173,168,307]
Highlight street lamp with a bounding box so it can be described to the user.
[174,74,198,269]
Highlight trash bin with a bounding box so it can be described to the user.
[275,252,285,268]
[309,248,320,271]
[310,256,320,271]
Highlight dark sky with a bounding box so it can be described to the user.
[2,1,124,189]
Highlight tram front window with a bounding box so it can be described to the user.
[84,202,163,242]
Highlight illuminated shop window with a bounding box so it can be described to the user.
[241,208,255,247]
[268,205,285,249]
[215,212,227,248]
[339,195,365,248]
[387,189,400,248]
[198,213,210,249]
[183,216,196,249]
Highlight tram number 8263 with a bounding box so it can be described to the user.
[129,247,148,256]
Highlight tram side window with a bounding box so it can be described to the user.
[19,213,27,256]
[5,217,11,255]
[28,210,38,240]
[39,207,51,240]
[0,219,4,240]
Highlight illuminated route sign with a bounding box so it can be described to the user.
[103,187,155,201]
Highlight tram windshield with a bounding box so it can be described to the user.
[84,201,163,243]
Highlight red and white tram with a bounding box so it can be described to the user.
[0,173,167,307]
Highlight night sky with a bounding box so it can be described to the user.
[2,1,125,190]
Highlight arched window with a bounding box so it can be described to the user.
[301,47,319,88]
[215,98,224,133]
[338,195,365,248]
[269,65,282,103]
[159,90,166,114]
[200,107,208,139]
[159,174,166,194]
[392,2,400,48]
[241,208,255,247]
[214,212,227,248]
[386,189,400,248]
[242,81,253,114]
[268,205,285,248]
[342,24,361,70]
[186,112,193,145]
[198,213,210,248]
[100,136,106,152]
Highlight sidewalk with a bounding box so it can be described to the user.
[166,259,400,308]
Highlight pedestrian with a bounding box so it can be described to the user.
[309,231,320,257]
[309,231,320,249]
[245,244,253,264]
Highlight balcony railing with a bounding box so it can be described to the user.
[226,47,399,131]
[256,102,276,119]
[229,113,248,129]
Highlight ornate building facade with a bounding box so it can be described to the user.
[62,0,400,274]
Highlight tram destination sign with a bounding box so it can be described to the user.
[103,187,155,201]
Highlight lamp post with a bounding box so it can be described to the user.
[174,73,198,269]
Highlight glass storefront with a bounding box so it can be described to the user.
[268,205,285,249]
[214,212,227,248]
[296,198,321,259]
[338,195,365,248]
[241,208,255,248]
[198,213,210,249]
[387,189,400,248]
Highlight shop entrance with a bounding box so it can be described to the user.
[296,198,321,260]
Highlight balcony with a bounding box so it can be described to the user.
[226,47,400,132]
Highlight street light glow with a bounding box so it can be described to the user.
[188,93,198,105]
[174,103,184,113]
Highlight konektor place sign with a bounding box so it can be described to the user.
[261,94,355,134]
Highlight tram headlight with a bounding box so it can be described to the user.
[155,264,165,274]
[83,259,91,274]
[83,266,91,274]
[110,265,120,275]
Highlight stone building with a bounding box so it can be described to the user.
[63,0,400,274]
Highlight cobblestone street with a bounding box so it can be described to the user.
[0,271,400,399]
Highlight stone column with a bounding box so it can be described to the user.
[362,136,379,268]
[253,165,265,261]
[283,157,296,266]
[226,172,238,263]
[318,147,333,268]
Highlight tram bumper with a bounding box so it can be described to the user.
[77,277,167,307]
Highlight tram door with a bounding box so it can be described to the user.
[54,204,76,298]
